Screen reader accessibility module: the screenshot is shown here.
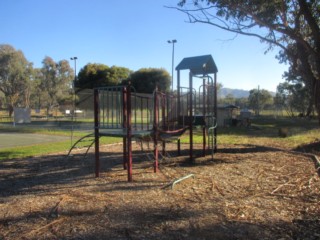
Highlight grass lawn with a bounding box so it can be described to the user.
[0,124,121,160]
[0,116,319,160]
[184,116,320,150]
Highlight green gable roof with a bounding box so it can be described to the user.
[175,54,218,75]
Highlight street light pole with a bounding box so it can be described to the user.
[70,57,78,84]
[168,40,177,92]
[70,57,77,147]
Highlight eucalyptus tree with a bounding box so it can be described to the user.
[29,68,47,109]
[174,0,320,123]
[248,88,273,115]
[39,56,74,115]
[276,81,310,117]
[0,44,33,116]
[282,67,314,116]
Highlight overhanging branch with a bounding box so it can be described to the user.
[168,5,288,51]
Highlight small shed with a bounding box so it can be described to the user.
[217,105,240,127]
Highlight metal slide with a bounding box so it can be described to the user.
[207,116,218,159]
[66,133,97,160]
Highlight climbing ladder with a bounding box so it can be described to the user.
[66,133,98,160]
[207,117,218,159]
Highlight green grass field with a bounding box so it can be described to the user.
[0,115,319,161]
[184,115,320,149]
[0,124,121,160]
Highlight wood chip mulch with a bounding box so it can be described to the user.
[0,142,319,240]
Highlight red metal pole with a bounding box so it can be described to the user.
[214,73,218,153]
[162,93,166,156]
[123,87,127,170]
[153,88,159,173]
[94,88,100,177]
[189,71,193,163]
[177,70,181,156]
[202,77,206,157]
[126,85,133,182]
[123,137,127,169]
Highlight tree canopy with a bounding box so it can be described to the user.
[248,88,273,115]
[126,68,171,93]
[174,0,320,123]
[276,81,310,117]
[38,56,74,113]
[0,44,33,116]
[76,63,131,89]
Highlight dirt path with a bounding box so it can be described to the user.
[0,143,319,239]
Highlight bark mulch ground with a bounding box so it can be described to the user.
[0,141,319,240]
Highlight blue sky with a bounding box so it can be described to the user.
[1,0,288,92]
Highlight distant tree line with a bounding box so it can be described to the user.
[0,43,314,118]
[218,88,274,115]
[0,44,171,116]
[0,44,74,116]
[218,85,314,118]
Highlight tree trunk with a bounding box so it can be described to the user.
[305,102,313,118]
[306,80,315,118]
[315,80,320,125]
[8,105,13,117]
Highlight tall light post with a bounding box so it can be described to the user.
[168,39,177,92]
[70,57,78,84]
[70,57,77,147]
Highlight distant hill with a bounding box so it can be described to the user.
[218,88,275,98]
[219,88,250,98]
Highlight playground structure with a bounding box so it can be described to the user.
[176,54,218,160]
[67,55,218,182]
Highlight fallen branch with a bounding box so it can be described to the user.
[22,218,65,238]
[286,150,320,176]
[49,196,66,218]
[212,179,225,196]
[271,182,295,195]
